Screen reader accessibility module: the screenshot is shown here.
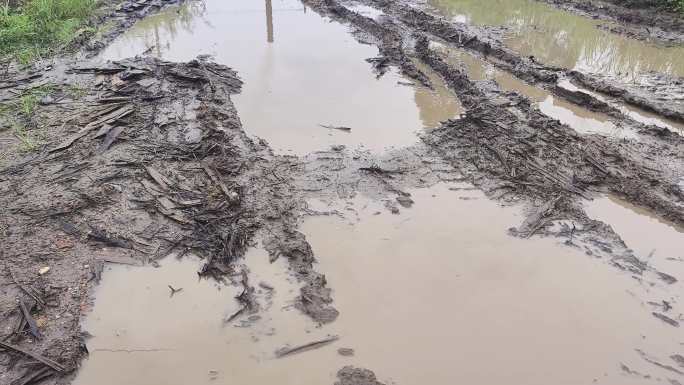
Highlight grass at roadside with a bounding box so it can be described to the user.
[0,84,55,153]
[0,0,97,63]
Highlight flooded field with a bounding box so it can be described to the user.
[72,185,682,385]
[100,0,461,154]
[429,0,684,80]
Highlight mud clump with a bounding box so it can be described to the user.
[335,366,385,385]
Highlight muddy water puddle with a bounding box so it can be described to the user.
[437,44,639,138]
[585,195,684,281]
[100,0,460,154]
[74,184,681,385]
[428,0,684,80]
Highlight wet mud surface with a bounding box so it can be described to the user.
[540,0,684,44]
[0,0,683,384]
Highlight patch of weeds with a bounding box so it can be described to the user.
[0,0,97,61]
[4,84,56,117]
[14,124,40,152]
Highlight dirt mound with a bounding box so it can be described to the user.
[335,366,385,385]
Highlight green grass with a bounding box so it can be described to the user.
[0,0,97,61]
[0,84,55,152]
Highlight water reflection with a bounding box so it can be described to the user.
[266,0,274,42]
[101,0,461,154]
[429,0,684,80]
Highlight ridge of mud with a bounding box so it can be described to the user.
[0,57,336,384]
[539,0,684,44]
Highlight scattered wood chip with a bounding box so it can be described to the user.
[275,335,339,358]
[319,124,352,132]
[0,341,65,372]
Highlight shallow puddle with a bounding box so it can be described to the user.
[100,0,460,154]
[429,0,684,80]
[585,195,684,280]
[439,45,638,138]
[73,185,681,385]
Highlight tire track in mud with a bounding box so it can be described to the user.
[355,0,684,126]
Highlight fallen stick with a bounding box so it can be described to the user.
[0,341,65,372]
[18,299,41,339]
[319,124,352,132]
[7,268,45,307]
[168,285,183,297]
[275,335,339,358]
[223,305,246,324]
[15,366,54,385]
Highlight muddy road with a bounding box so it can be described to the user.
[0,0,683,384]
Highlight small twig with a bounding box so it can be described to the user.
[275,335,339,358]
[167,285,183,297]
[0,341,65,372]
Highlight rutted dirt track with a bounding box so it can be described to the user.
[0,0,683,384]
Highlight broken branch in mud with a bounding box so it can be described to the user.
[651,312,680,327]
[0,341,65,372]
[274,335,339,358]
[18,299,42,340]
[168,285,183,297]
[320,124,352,132]
[7,268,46,308]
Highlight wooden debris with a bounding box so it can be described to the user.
[144,166,171,191]
[652,312,680,327]
[49,105,134,153]
[201,162,238,202]
[96,255,142,266]
[168,285,183,297]
[7,269,45,307]
[0,341,65,372]
[319,124,352,132]
[97,126,125,153]
[18,299,41,340]
[14,366,54,385]
[223,306,247,324]
[275,335,339,358]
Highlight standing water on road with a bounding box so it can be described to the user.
[72,184,682,385]
[100,0,462,154]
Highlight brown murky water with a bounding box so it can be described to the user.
[585,195,684,281]
[429,0,684,80]
[73,184,681,385]
[100,0,460,154]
